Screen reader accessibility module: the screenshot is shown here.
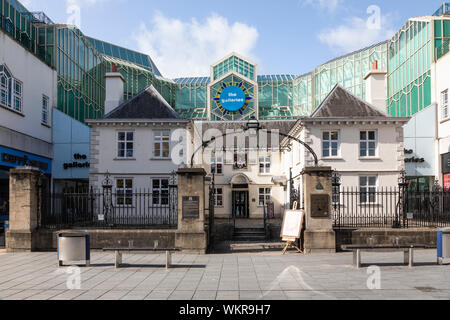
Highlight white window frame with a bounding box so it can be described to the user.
[442,89,449,120]
[117,131,134,159]
[214,188,223,207]
[115,178,134,207]
[0,66,23,114]
[211,153,223,174]
[0,72,9,107]
[153,131,171,159]
[259,155,271,174]
[233,152,248,170]
[360,130,378,158]
[322,131,340,158]
[258,187,272,206]
[152,178,170,207]
[13,79,22,112]
[359,176,378,204]
[41,95,49,125]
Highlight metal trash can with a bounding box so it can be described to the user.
[57,231,90,267]
[437,228,450,265]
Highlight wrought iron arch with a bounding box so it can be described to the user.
[190,127,319,168]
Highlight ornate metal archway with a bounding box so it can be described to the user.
[190,117,319,168]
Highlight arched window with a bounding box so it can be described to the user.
[0,64,22,112]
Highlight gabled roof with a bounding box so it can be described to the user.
[310,84,387,118]
[104,85,181,120]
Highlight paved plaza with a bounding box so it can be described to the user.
[0,249,449,300]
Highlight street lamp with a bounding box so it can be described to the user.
[246,116,261,131]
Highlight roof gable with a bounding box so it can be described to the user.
[311,84,387,118]
[104,85,180,120]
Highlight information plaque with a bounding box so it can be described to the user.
[182,196,200,219]
[310,194,330,218]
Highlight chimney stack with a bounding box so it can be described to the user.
[104,64,124,115]
[364,60,387,115]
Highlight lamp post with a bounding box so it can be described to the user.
[395,170,408,229]
[102,171,113,223]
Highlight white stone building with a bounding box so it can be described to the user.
[283,84,410,208]
[0,26,57,207]
[88,66,411,223]
[87,72,191,195]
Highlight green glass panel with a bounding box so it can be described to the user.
[435,20,442,37]
[444,20,450,37]
[46,27,54,45]
[423,75,431,108]
[411,85,418,115]
[418,77,423,111]
[68,90,75,118]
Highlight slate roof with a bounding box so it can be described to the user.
[310,84,387,118]
[104,85,181,120]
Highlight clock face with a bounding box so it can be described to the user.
[210,75,255,121]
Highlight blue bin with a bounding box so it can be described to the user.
[437,228,450,265]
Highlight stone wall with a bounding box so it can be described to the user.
[32,229,177,251]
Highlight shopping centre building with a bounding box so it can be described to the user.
[2,0,450,202]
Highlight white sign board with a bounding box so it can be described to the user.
[281,210,305,240]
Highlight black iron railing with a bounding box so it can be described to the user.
[40,188,178,230]
[333,187,450,229]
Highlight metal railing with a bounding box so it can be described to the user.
[333,187,450,229]
[40,188,178,230]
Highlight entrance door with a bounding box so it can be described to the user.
[232,191,249,218]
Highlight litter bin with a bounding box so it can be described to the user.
[437,228,450,265]
[57,231,90,267]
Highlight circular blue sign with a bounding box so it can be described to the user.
[220,86,246,112]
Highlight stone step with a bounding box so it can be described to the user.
[233,228,265,233]
[232,235,268,242]
[230,242,285,251]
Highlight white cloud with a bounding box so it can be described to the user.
[300,0,342,13]
[317,13,395,54]
[133,12,259,79]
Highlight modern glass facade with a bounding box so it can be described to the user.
[0,0,44,64]
[387,19,433,117]
[36,25,106,123]
[86,37,162,76]
[5,1,450,123]
[213,55,256,81]
[314,42,388,107]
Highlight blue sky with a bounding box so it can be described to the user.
[22,0,446,78]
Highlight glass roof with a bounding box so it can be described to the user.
[174,74,300,85]
[86,36,162,77]
[433,3,450,16]
[174,77,211,85]
[8,0,30,13]
[258,74,297,82]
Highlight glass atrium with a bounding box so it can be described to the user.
[3,0,450,123]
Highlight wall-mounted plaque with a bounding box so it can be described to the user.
[311,194,330,218]
[182,196,200,219]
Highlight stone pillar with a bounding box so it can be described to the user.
[175,168,207,253]
[302,167,336,254]
[6,168,42,252]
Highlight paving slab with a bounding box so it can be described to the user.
[0,250,448,300]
